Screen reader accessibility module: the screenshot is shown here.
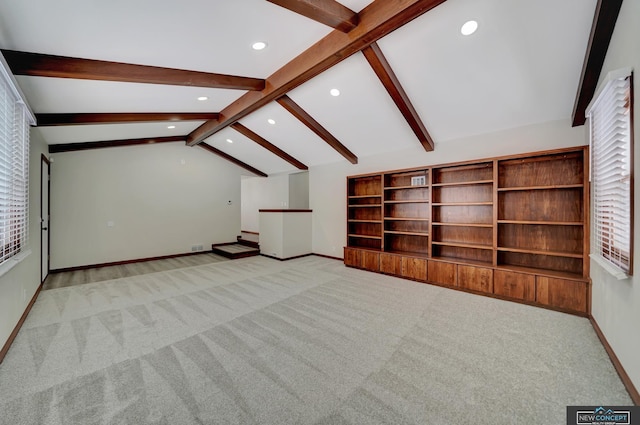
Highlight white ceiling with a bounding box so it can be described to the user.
[0,0,597,175]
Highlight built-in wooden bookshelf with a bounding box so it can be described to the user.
[344,147,590,316]
[431,161,494,265]
[347,174,382,250]
[383,168,430,255]
[496,151,586,277]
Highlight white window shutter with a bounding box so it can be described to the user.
[588,71,633,277]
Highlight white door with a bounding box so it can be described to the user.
[41,156,50,283]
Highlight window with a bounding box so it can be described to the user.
[588,70,634,278]
[0,57,33,266]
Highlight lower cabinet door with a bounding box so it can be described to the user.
[457,265,493,293]
[427,261,456,286]
[362,251,380,272]
[344,247,362,268]
[401,257,427,281]
[536,276,588,313]
[380,253,402,276]
[493,270,535,301]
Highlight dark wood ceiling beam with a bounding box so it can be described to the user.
[362,42,434,151]
[230,123,308,170]
[198,143,268,177]
[1,49,265,91]
[48,135,185,153]
[187,0,447,146]
[571,0,623,127]
[37,112,220,126]
[276,95,357,164]
[267,0,359,33]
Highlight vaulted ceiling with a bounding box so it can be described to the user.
[0,0,612,176]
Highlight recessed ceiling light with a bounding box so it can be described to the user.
[226,138,233,143]
[461,20,478,36]
[197,96,208,101]
[267,118,276,125]
[252,41,267,50]
[167,125,176,129]
[330,88,340,97]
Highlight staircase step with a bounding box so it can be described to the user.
[237,233,259,249]
[212,243,260,259]
[237,238,260,249]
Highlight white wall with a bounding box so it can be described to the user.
[309,118,586,258]
[589,0,640,394]
[259,211,312,259]
[288,172,309,209]
[241,171,310,232]
[0,128,48,353]
[241,174,288,232]
[49,142,243,269]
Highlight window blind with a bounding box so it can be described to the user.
[588,72,633,277]
[0,63,31,265]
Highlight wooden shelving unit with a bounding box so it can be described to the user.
[431,162,494,265]
[346,174,383,251]
[383,168,430,256]
[496,150,586,278]
[344,147,590,316]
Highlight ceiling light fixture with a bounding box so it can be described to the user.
[460,20,478,36]
[267,118,276,125]
[252,41,267,50]
[226,138,233,143]
[197,96,208,101]
[330,88,340,97]
[167,125,176,129]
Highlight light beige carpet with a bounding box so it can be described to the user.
[0,256,631,424]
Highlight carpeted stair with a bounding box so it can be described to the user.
[211,233,260,259]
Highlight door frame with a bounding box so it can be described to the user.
[40,154,50,283]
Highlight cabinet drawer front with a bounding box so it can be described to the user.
[493,270,535,301]
[427,261,457,286]
[536,277,587,313]
[380,253,402,275]
[458,265,493,293]
[401,257,427,281]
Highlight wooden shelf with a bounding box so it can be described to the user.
[384,250,430,259]
[432,162,493,185]
[348,246,382,253]
[498,220,582,226]
[384,217,429,221]
[384,230,428,236]
[384,199,429,204]
[431,179,493,187]
[384,185,429,190]
[497,184,583,191]
[493,264,584,281]
[432,222,493,228]
[498,151,584,188]
[430,256,493,267]
[347,234,382,240]
[432,241,493,250]
[348,174,382,198]
[348,204,381,208]
[348,219,382,223]
[432,202,493,206]
[497,190,583,223]
[497,246,583,259]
